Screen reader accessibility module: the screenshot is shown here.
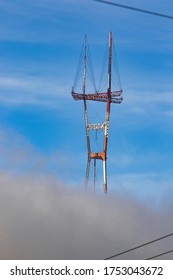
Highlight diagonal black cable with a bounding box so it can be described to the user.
[146,249,173,260]
[92,0,173,20]
[104,232,173,260]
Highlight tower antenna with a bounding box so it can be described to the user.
[72,32,123,193]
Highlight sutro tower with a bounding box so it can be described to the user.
[71,32,123,193]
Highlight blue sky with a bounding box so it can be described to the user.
[0,0,173,202]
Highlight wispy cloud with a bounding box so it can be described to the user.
[110,88,173,130]
[0,0,94,43]
[109,171,173,205]
[0,127,79,182]
[0,74,70,106]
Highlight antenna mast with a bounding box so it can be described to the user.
[72,32,123,193]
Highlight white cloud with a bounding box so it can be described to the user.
[0,125,172,260]
[127,91,173,107]
[110,171,173,201]
[0,0,94,43]
[0,171,173,260]
[0,127,79,181]
[0,74,70,106]
[110,88,173,130]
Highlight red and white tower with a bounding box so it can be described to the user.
[72,32,123,193]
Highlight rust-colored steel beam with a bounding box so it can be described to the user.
[71,90,123,103]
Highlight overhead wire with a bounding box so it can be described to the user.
[92,0,173,20]
[146,249,173,260]
[104,232,173,260]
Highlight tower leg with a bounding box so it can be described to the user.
[103,160,107,193]
[94,158,96,189]
[85,158,91,189]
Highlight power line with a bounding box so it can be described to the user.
[92,0,173,20]
[104,232,173,260]
[146,249,173,260]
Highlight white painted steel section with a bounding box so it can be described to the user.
[103,160,107,186]
[87,122,106,131]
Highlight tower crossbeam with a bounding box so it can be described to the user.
[72,90,123,103]
[87,123,105,131]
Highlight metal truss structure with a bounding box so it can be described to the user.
[71,32,123,193]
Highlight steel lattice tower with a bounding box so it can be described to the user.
[72,32,123,193]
